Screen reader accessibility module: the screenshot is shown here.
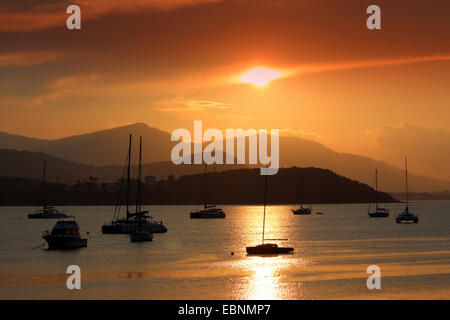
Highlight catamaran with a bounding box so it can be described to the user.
[102,134,167,234]
[291,174,312,215]
[395,158,419,223]
[190,164,226,218]
[28,160,69,219]
[368,169,390,218]
[246,175,294,255]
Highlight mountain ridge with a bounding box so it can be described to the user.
[0,123,449,192]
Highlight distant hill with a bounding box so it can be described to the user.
[0,149,246,183]
[1,123,449,192]
[0,123,173,166]
[0,167,397,206]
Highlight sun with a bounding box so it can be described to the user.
[240,67,282,87]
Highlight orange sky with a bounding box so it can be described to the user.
[1,0,449,179]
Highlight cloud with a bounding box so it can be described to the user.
[367,123,450,181]
[157,99,232,112]
[0,0,221,32]
[279,128,325,141]
[0,50,61,67]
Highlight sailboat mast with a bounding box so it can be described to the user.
[203,163,207,210]
[126,134,132,219]
[262,175,268,244]
[40,160,47,208]
[136,136,142,214]
[405,157,408,210]
[375,169,378,208]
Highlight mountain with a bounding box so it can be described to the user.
[0,149,245,183]
[0,123,173,166]
[0,167,397,206]
[1,123,449,192]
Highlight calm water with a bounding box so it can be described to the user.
[0,202,449,299]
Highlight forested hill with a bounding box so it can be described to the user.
[0,167,397,205]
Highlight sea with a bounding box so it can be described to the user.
[0,202,449,299]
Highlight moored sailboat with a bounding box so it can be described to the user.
[368,169,390,218]
[246,175,294,255]
[102,134,167,234]
[130,137,153,242]
[28,160,69,219]
[291,174,312,215]
[190,164,226,219]
[396,158,419,224]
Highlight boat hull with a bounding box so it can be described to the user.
[246,246,294,255]
[368,212,390,218]
[395,216,419,223]
[28,213,68,219]
[190,212,226,219]
[130,232,153,242]
[291,209,312,215]
[102,221,167,234]
[43,235,87,250]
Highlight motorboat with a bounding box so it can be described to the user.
[42,220,87,250]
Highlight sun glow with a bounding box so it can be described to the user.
[240,67,282,86]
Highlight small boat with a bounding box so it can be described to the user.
[368,169,390,218]
[129,137,153,242]
[291,174,312,215]
[190,164,226,219]
[102,135,167,234]
[28,160,68,219]
[42,219,87,250]
[190,205,226,218]
[396,158,419,224]
[246,174,294,255]
[316,211,324,215]
[291,206,312,215]
[28,205,69,219]
[246,243,294,255]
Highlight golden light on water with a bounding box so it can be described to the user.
[239,67,283,86]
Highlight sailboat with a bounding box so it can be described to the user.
[368,169,390,218]
[28,160,69,219]
[102,134,167,234]
[130,137,153,242]
[190,164,226,218]
[291,174,312,215]
[395,158,419,223]
[246,175,294,255]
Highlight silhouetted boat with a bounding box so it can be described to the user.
[102,135,167,234]
[42,219,87,250]
[368,169,390,218]
[28,160,69,219]
[291,174,312,215]
[190,164,226,219]
[396,158,419,224]
[130,137,153,242]
[247,175,294,255]
[316,211,324,215]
